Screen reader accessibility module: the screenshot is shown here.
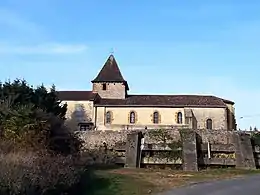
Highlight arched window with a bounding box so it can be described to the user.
[129,111,136,124]
[177,112,182,124]
[153,111,159,124]
[206,119,213,130]
[106,111,112,124]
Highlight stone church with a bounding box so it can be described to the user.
[58,55,236,131]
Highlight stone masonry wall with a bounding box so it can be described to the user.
[79,129,181,150]
[92,82,126,99]
[196,129,235,144]
[79,129,236,150]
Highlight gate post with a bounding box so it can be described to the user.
[125,131,143,168]
[233,132,256,169]
[181,130,198,171]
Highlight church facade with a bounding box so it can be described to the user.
[58,55,236,131]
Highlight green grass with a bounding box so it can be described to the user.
[77,168,155,195]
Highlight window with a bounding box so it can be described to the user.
[129,111,136,124]
[102,83,107,90]
[78,122,94,131]
[177,112,182,124]
[106,111,112,124]
[206,119,213,130]
[153,111,159,124]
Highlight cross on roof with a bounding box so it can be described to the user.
[110,48,114,55]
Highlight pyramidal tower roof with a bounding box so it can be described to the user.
[92,55,127,83]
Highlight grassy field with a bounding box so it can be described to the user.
[78,167,260,195]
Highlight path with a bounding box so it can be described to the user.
[162,174,260,195]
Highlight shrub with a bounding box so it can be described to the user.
[0,150,85,195]
[251,132,260,146]
[0,79,87,194]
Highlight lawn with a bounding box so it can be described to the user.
[79,167,260,195]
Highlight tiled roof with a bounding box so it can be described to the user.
[92,55,127,83]
[57,91,99,101]
[95,95,233,107]
[221,98,235,105]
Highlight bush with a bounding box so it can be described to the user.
[251,132,260,146]
[0,150,85,195]
[0,79,87,194]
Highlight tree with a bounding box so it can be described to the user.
[0,79,67,118]
[0,79,82,155]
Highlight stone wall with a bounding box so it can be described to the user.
[196,129,235,144]
[79,129,236,150]
[92,82,126,99]
[79,129,182,150]
[79,129,258,170]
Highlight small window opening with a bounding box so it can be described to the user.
[206,119,213,130]
[177,112,183,124]
[153,111,159,124]
[102,83,107,90]
[106,111,112,124]
[130,111,136,124]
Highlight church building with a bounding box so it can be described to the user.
[58,55,236,131]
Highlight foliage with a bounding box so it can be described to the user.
[251,132,260,146]
[0,96,82,155]
[148,129,182,161]
[211,153,236,159]
[0,79,67,119]
[0,150,85,195]
[0,79,83,155]
[0,78,89,194]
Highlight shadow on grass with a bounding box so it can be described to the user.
[68,165,124,195]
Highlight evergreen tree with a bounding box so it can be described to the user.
[0,79,67,118]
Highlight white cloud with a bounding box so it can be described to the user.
[0,43,88,55]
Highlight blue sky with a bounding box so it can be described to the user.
[0,0,260,129]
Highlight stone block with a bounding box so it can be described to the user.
[233,133,256,169]
[125,131,143,168]
[181,130,198,171]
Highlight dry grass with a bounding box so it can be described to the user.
[98,168,260,194]
[1,150,259,195]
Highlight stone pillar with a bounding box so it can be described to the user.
[125,131,143,168]
[181,130,198,171]
[184,109,193,129]
[233,132,256,169]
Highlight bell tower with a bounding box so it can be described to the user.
[91,55,129,99]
